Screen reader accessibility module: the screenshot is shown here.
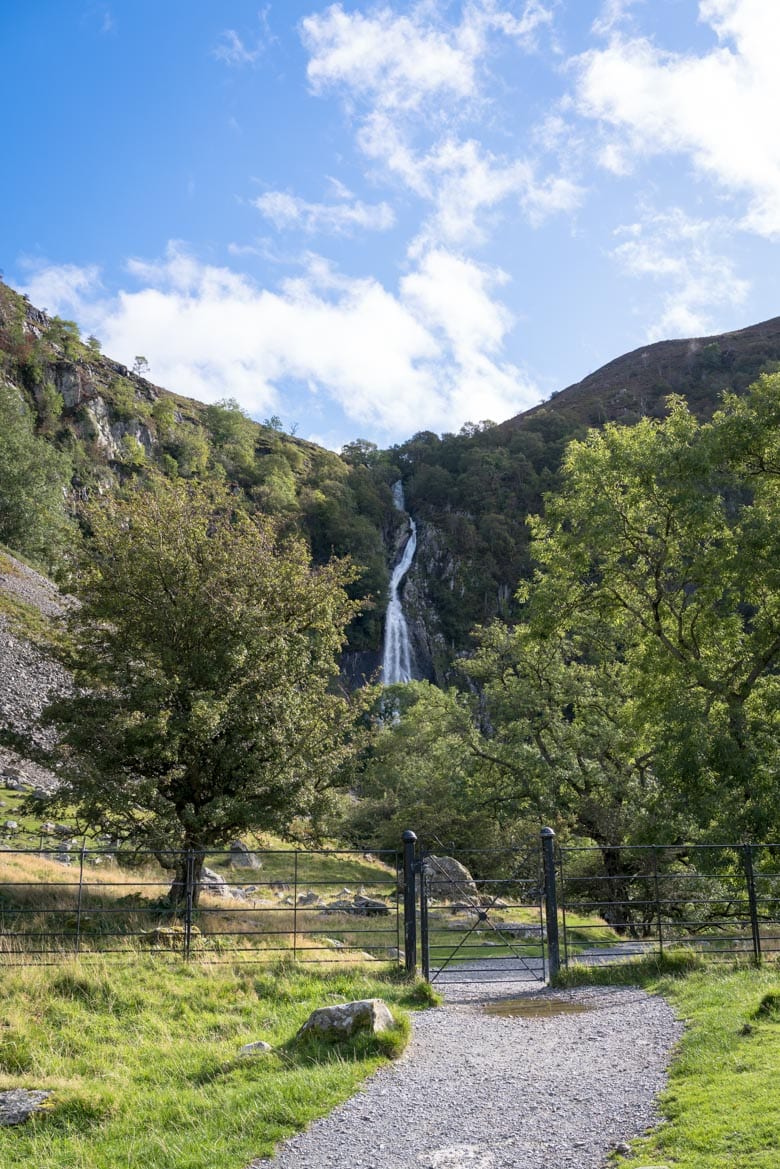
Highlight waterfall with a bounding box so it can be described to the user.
[381,481,417,685]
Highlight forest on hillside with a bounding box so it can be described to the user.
[4,278,780,878]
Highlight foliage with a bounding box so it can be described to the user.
[340,682,540,856]
[44,477,365,899]
[524,378,780,840]
[0,382,73,565]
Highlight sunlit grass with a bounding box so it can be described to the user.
[556,953,780,1168]
[0,956,428,1169]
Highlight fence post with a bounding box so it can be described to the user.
[541,827,560,981]
[184,850,195,962]
[652,846,664,956]
[743,844,762,966]
[293,850,299,962]
[402,830,417,975]
[75,838,87,956]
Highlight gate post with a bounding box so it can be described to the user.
[541,827,561,981]
[402,830,417,975]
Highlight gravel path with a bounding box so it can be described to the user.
[251,968,682,1169]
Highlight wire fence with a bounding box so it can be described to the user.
[0,841,403,967]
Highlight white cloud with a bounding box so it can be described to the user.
[302,1,554,111]
[213,10,275,67]
[21,244,538,444]
[574,0,780,238]
[612,208,750,339]
[18,260,103,320]
[253,190,396,234]
[213,30,262,67]
[357,119,582,249]
[296,2,575,254]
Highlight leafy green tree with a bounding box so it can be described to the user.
[516,376,780,840]
[45,477,364,902]
[0,382,72,563]
[203,398,257,479]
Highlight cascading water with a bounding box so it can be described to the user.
[381,481,417,685]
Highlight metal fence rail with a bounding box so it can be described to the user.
[0,844,403,967]
[557,842,780,966]
[4,829,780,976]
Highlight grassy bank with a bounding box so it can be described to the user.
[557,955,780,1168]
[0,958,431,1169]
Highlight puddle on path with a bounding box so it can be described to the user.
[483,998,590,1018]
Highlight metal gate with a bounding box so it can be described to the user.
[404,829,560,986]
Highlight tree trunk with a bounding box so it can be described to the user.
[167,850,205,910]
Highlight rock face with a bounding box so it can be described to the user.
[423,855,479,902]
[296,999,394,1042]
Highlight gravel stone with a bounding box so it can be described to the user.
[249,964,683,1169]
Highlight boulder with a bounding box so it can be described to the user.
[423,855,479,902]
[0,1089,52,1126]
[296,999,394,1042]
[229,840,262,870]
[141,924,201,948]
[297,890,322,906]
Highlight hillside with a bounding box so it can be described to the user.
[395,314,780,668]
[0,280,402,657]
[510,315,780,431]
[3,276,780,686]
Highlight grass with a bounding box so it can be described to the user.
[556,953,780,1168]
[0,957,430,1169]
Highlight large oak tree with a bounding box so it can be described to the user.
[45,477,363,901]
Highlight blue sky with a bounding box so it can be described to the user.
[3,1,779,450]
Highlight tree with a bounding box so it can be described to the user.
[516,376,780,840]
[132,355,150,377]
[0,382,72,564]
[45,477,363,901]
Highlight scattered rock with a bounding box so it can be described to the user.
[0,1089,52,1126]
[239,1040,274,1057]
[297,890,322,907]
[353,895,390,917]
[296,999,394,1042]
[200,867,229,897]
[229,840,262,870]
[496,922,545,939]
